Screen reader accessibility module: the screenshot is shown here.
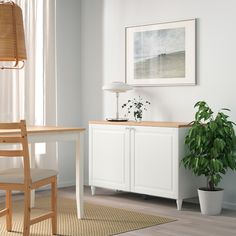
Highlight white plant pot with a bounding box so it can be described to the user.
[198,188,224,215]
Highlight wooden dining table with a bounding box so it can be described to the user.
[0,125,86,219]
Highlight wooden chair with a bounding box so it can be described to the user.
[0,120,57,236]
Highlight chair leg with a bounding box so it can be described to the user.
[51,177,57,235]
[23,189,31,236]
[6,190,12,231]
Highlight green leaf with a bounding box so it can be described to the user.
[181,100,236,189]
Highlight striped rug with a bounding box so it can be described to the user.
[0,196,175,235]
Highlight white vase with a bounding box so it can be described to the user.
[198,188,224,215]
[134,113,142,122]
[135,117,142,122]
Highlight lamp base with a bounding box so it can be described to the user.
[106,118,128,122]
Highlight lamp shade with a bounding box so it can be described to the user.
[102,82,133,93]
[0,1,27,68]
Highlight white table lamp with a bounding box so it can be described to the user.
[103,82,133,121]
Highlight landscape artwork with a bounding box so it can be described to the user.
[134,27,185,79]
[126,19,196,86]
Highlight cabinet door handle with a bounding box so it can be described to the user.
[125,127,135,131]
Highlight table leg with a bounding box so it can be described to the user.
[76,133,84,219]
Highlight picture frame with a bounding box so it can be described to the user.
[125,19,196,86]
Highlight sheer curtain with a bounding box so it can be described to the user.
[0,0,57,171]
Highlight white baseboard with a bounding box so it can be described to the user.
[223,201,236,210]
[186,198,236,210]
[58,180,75,188]
[84,178,89,186]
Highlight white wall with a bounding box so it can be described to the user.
[56,0,81,187]
[81,0,236,209]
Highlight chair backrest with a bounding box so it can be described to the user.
[0,120,31,184]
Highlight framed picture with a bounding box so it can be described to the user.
[126,19,196,86]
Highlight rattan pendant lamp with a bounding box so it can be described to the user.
[0,0,27,69]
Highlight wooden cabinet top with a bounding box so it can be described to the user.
[89,120,190,128]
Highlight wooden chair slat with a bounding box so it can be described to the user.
[0,137,23,144]
[0,208,8,217]
[0,123,22,129]
[0,150,24,157]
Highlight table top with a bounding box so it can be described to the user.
[0,126,86,135]
[89,120,191,128]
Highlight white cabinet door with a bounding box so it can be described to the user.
[131,126,178,198]
[89,125,130,191]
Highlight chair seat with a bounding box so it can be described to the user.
[0,168,58,184]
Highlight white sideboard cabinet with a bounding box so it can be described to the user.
[89,121,203,210]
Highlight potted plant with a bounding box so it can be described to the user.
[181,101,236,215]
[122,96,150,122]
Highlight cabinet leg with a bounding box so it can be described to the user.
[91,186,96,196]
[176,199,183,210]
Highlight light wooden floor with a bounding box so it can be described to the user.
[3,186,236,236]
[62,186,236,236]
